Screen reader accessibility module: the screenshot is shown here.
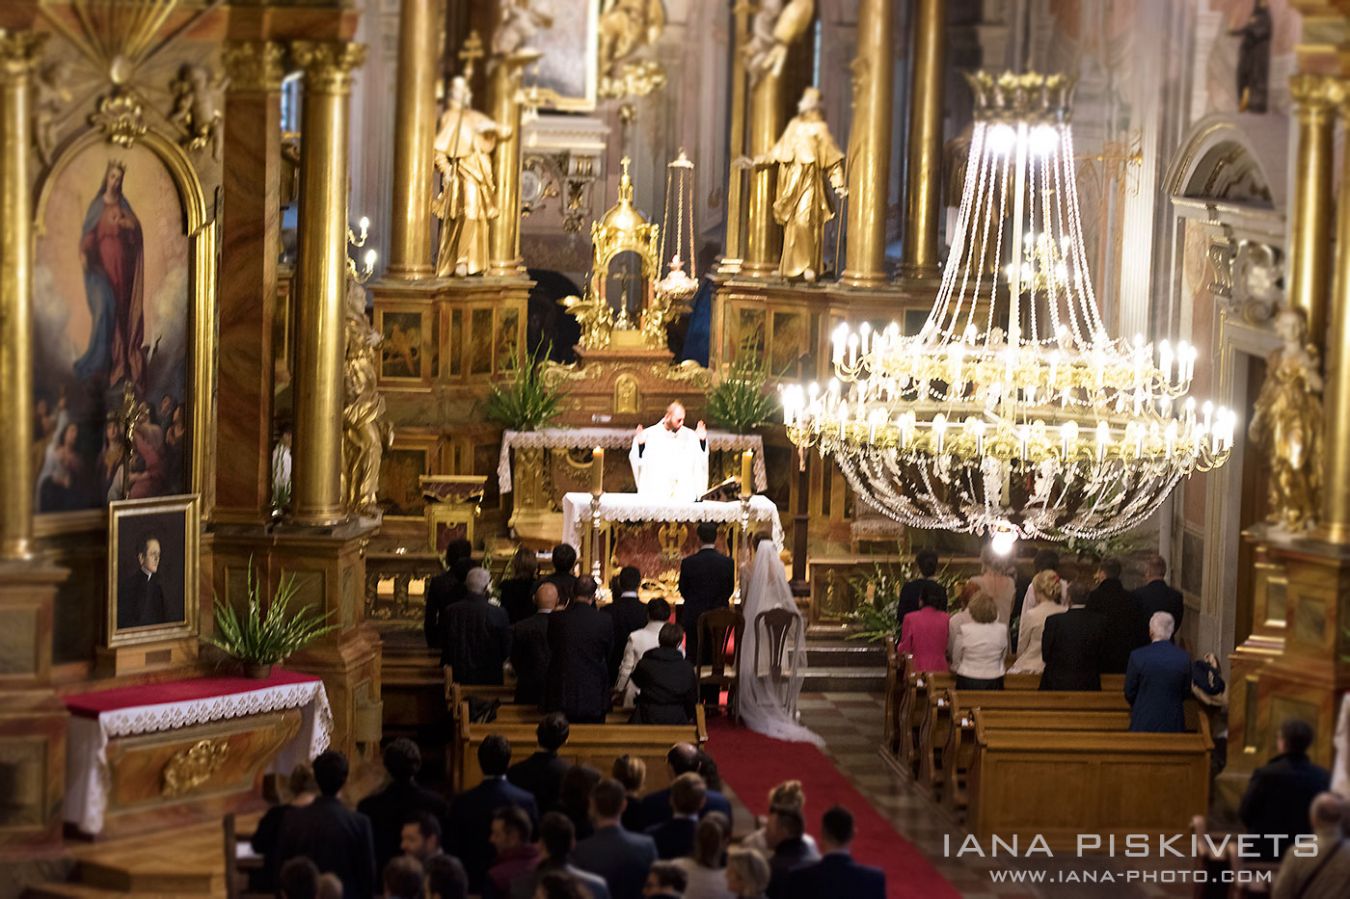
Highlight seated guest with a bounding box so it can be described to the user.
[547,576,614,724]
[508,713,572,813]
[724,848,771,899]
[560,764,602,842]
[618,598,674,708]
[358,738,450,880]
[762,805,819,899]
[672,812,734,899]
[632,623,699,724]
[950,592,1008,690]
[643,862,689,899]
[1272,793,1350,899]
[638,744,733,829]
[1040,582,1105,691]
[511,582,558,706]
[426,538,474,647]
[741,781,817,856]
[452,735,540,892]
[897,548,947,624]
[539,543,580,606]
[966,545,1015,624]
[784,806,884,899]
[897,583,950,673]
[401,811,445,865]
[646,773,707,860]
[509,812,611,899]
[604,566,649,682]
[1125,612,1191,732]
[1008,569,1066,674]
[384,855,424,899]
[1133,554,1185,638]
[441,566,512,683]
[613,755,648,834]
[1241,719,1332,861]
[573,777,659,899]
[251,763,318,893]
[278,857,320,899]
[426,854,469,899]
[1086,557,1147,673]
[276,750,376,899]
[485,806,539,899]
[500,547,541,625]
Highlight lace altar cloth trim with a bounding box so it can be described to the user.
[497,427,768,494]
[63,674,333,835]
[561,492,784,551]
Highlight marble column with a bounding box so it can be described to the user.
[290,41,366,527]
[386,0,439,279]
[216,41,286,524]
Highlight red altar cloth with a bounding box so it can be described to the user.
[63,667,320,718]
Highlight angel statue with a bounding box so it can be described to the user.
[744,0,814,84]
[598,0,666,75]
[765,86,846,282]
[433,77,510,277]
[493,0,553,57]
[1248,306,1323,532]
[170,63,223,159]
[560,292,614,350]
[341,278,393,517]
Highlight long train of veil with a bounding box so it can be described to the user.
[737,542,823,746]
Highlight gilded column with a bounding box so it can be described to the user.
[290,41,366,527]
[840,0,894,287]
[719,0,753,275]
[387,0,440,278]
[1287,74,1337,342]
[1320,87,1350,542]
[0,31,44,560]
[899,0,946,282]
[487,52,532,277]
[742,72,785,276]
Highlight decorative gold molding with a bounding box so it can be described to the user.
[1290,73,1342,116]
[290,41,366,94]
[0,30,47,78]
[161,738,229,798]
[89,90,147,147]
[221,41,285,93]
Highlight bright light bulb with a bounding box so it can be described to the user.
[988,123,1016,156]
[990,525,1017,557]
[1028,124,1059,157]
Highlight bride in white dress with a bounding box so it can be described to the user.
[737,542,823,745]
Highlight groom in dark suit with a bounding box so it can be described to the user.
[677,522,734,669]
[546,576,614,723]
[118,536,169,629]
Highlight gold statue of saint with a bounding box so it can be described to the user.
[766,87,846,282]
[342,279,393,516]
[1248,307,1323,532]
[432,77,509,277]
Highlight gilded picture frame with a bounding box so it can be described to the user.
[106,494,200,648]
[524,0,600,111]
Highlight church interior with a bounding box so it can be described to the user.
[2,0,1350,897]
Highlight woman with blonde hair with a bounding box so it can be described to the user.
[724,847,772,899]
[613,754,647,832]
[1008,569,1067,674]
[966,544,1016,624]
[741,780,818,854]
[951,591,1009,689]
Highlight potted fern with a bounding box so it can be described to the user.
[707,351,778,434]
[205,562,336,678]
[484,342,563,431]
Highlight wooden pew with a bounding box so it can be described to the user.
[964,713,1212,849]
[451,700,708,794]
[882,644,900,755]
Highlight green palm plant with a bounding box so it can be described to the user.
[483,341,563,431]
[205,560,336,672]
[845,560,965,644]
[707,349,778,434]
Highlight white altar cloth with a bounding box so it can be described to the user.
[561,492,784,552]
[498,427,768,494]
[62,669,332,835]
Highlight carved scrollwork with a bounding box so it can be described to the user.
[90,90,148,148]
[161,738,229,798]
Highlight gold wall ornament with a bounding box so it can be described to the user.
[562,292,616,351]
[342,279,393,518]
[765,87,845,282]
[598,0,666,77]
[1249,307,1324,533]
[744,0,815,84]
[432,77,509,277]
[161,738,229,798]
[90,91,147,147]
[169,63,223,159]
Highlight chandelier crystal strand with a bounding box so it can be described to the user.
[781,72,1234,543]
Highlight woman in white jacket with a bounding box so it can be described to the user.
[951,591,1009,690]
[1008,569,1067,674]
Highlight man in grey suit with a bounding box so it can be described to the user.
[572,778,657,899]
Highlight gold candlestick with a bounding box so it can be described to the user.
[591,446,605,496]
[740,450,753,498]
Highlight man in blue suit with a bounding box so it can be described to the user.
[572,778,658,899]
[786,806,885,899]
[1124,612,1192,732]
[450,734,540,893]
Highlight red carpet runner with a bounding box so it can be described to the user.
[707,718,959,899]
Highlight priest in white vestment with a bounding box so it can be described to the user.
[629,402,709,502]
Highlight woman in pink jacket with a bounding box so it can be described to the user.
[898,583,950,673]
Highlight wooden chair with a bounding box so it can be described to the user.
[697,608,745,719]
[754,607,801,720]
[224,812,269,899]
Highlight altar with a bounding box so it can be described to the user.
[561,491,783,599]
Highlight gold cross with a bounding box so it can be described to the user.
[458,30,484,81]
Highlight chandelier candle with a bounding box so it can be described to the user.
[780,72,1234,542]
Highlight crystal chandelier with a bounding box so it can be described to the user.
[780,72,1234,544]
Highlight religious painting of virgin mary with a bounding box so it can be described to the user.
[33,143,191,514]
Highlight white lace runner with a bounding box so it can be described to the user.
[497,427,768,494]
[560,492,784,551]
[64,677,333,835]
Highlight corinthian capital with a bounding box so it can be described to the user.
[1290,73,1342,115]
[290,41,367,94]
[223,41,286,93]
[0,30,46,80]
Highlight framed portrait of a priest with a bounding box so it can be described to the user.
[106,494,199,647]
